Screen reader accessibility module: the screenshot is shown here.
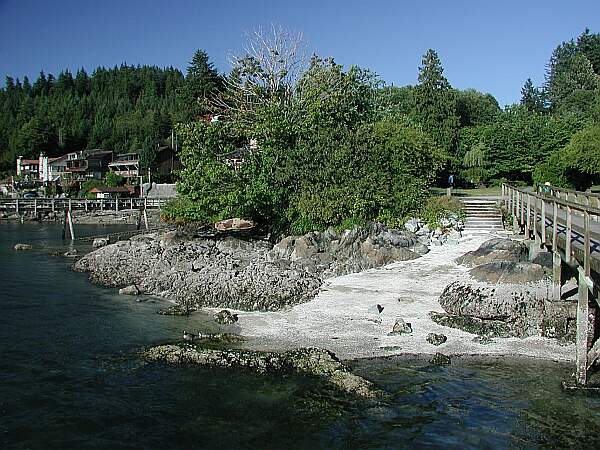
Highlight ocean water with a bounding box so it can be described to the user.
[1,221,600,450]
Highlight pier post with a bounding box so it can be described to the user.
[52,199,55,213]
[67,208,75,240]
[576,270,590,385]
[34,199,37,217]
[116,198,119,212]
[15,198,19,215]
[540,199,546,245]
[525,194,531,238]
[552,252,562,301]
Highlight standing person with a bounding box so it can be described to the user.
[447,174,454,196]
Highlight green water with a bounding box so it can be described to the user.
[1,222,600,449]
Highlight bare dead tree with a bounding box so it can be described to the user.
[216,25,308,123]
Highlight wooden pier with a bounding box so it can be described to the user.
[503,184,600,385]
[1,197,170,241]
[0,197,168,215]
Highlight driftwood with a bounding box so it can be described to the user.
[214,217,255,232]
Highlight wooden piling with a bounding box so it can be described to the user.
[576,270,590,385]
[552,252,562,301]
[67,208,75,240]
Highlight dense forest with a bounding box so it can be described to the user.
[1,28,599,231]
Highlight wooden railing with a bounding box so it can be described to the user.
[539,185,600,211]
[0,197,169,214]
[502,183,600,385]
[502,184,599,274]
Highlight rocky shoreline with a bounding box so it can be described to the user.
[74,223,430,311]
[67,221,581,394]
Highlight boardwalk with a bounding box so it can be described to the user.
[503,184,600,386]
[0,197,168,215]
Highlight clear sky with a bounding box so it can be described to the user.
[1,0,599,106]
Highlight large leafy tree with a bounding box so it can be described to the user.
[411,49,459,156]
[458,105,582,182]
[455,88,501,127]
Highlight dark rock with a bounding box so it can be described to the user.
[438,280,548,338]
[14,243,32,250]
[93,237,110,248]
[455,238,529,267]
[74,223,422,313]
[119,284,140,295]
[472,335,494,345]
[142,345,385,399]
[541,301,577,341]
[531,251,554,277]
[429,353,451,365]
[426,333,447,346]
[213,309,238,325]
[63,249,78,257]
[376,304,384,314]
[430,311,513,337]
[388,318,412,335]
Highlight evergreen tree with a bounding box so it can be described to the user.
[180,50,222,121]
[577,28,600,75]
[32,71,47,96]
[411,49,459,156]
[520,78,546,113]
[22,76,32,95]
[545,39,600,113]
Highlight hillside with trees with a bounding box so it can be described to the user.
[0,50,221,174]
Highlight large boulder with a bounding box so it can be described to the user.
[455,238,529,267]
[438,237,577,340]
[468,261,546,284]
[437,280,549,338]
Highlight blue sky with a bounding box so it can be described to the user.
[1,0,599,106]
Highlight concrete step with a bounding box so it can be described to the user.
[464,224,504,229]
[464,212,503,217]
[461,200,499,204]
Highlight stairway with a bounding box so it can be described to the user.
[460,197,504,232]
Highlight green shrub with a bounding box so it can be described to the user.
[419,195,465,229]
[334,217,367,232]
[289,216,325,235]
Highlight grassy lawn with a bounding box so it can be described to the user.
[430,186,503,197]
